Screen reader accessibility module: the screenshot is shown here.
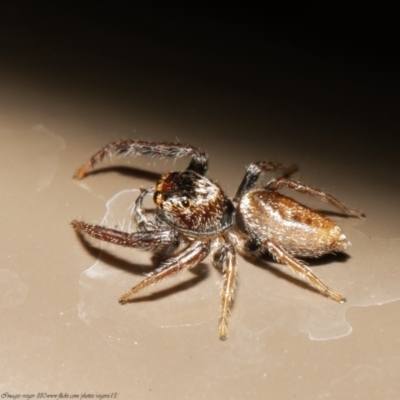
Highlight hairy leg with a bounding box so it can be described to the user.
[74,139,208,178]
[119,240,210,303]
[71,220,176,251]
[265,240,346,303]
[235,161,296,200]
[134,187,158,231]
[266,177,365,218]
[213,243,237,340]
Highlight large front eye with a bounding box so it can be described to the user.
[180,196,190,208]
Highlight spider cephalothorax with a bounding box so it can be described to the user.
[154,170,234,237]
[72,139,364,340]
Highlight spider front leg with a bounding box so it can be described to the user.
[265,240,346,303]
[119,240,210,304]
[213,243,237,341]
[71,220,176,251]
[266,177,365,219]
[74,139,209,178]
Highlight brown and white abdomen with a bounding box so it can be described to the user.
[236,189,349,257]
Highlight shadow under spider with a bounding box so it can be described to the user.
[76,233,152,276]
[80,165,161,182]
[75,233,210,298]
[315,209,359,219]
[128,263,209,303]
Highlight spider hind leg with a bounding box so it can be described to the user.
[266,177,365,219]
[265,240,346,303]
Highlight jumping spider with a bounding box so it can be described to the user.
[72,140,364,340]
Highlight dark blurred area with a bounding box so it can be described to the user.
[0,3,398,151]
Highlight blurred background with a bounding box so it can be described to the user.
[1,4,399,200]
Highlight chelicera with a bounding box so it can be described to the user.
[72,140,364,340]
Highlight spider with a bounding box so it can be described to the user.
[72,139,364,340]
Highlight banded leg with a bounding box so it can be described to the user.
[134,187,158,231]
[213,243,237,340]
[266,240,346,303]
[71,220,176,251]
[266,177,365,219]
[235,161,296,201]
[119,240,210,304]
[74,139,209,178]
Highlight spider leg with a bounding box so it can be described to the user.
[119,240,210,304]
[213,243,237,341]
[266,177,365,219]
[74,139,208,179]
[134,187,158,231]
[265,240,346,303]
[234,161,296,201]
[71,220,176,251]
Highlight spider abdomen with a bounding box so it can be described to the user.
[237,189,349,257]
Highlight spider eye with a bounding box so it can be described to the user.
[181,197,190,208]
